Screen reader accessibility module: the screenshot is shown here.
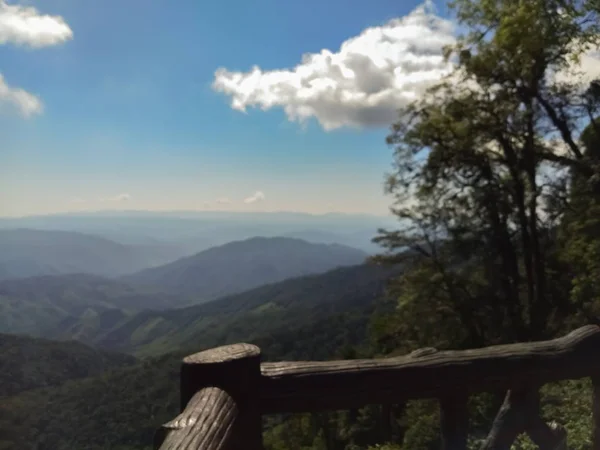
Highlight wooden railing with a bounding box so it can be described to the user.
[154,325,600,450]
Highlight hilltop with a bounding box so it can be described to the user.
[122,237,368,300]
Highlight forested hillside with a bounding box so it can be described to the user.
[0,274,190,336]
[51,263,402,356]
[0,300,386,450]
[122,237,367,300]
[0,333,136,398]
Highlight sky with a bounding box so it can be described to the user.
[1,0,460,217]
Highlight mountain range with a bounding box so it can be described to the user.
[122,236,368,299]
[0,236,373,340]
[55,262,403,356]
[0,214,403,450]
[0,228,185,281]
[0,211,395,254]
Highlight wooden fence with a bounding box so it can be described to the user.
[154,325,600,450]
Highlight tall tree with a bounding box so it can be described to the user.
[374,0,600,446]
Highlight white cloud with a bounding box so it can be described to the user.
[212,1,455,130]
[0,73,42,117]
[0,0,73,47]
[0,1,72,118]
[551,46,600,88]
[100,193,131,202]
[216,197,232,204]
[244,191,266,204]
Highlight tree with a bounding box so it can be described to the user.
[560,119,600,326]
[374,0,600,447]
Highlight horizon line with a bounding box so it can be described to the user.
[0,208,395,220]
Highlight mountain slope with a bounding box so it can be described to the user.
[0,274,190,336]
[281,229,384,254]
[0,228,184,281]
[0,286,391,450]
[0,333,136,398]
[122,237,368,300]
[67,263,402,356]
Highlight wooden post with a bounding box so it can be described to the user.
[439,394,468,450]
[381,403,393,444]
[180,343,263,450]
[593,375,600,450]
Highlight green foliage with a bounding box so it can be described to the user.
[0,333,135,398]
[0,352,182,450]
[0,274,188,337]
[53,264,403,357]
[0,263,399,450]
[560,121,600,326]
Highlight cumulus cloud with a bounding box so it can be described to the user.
[0,73,43,117]
[216,197,232,204]
[553,46,600,86]
[0,0,73,47]
[244,191,266,204]
[100,193,131,202]
[212,1,455,130]
[0,1,72,118]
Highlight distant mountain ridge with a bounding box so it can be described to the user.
[122,236,368,300]
[0,211,394,254]
[0,228,185,281]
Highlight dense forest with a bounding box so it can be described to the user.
[1,0,600,449]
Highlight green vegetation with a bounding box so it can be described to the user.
[0,274,189,336]
[0,263,399,450]
[38,263,398,356]
[0,333,135,397]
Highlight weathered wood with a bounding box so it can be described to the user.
[180,343,263,449]
[439,394,468,450]
[259,325,600,413]
[155,387,238,450]
[181,343,261,410]
[593,375,600,450]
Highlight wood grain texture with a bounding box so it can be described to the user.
[155,387,238,450]
[179,342,264,449]
[259,325,600,413]
[180,343,261,411]
[183,343,261,365]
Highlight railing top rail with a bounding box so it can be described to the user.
[259,325,600,413]
[155,325,600,450]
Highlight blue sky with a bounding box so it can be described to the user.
[0,0,456,217]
